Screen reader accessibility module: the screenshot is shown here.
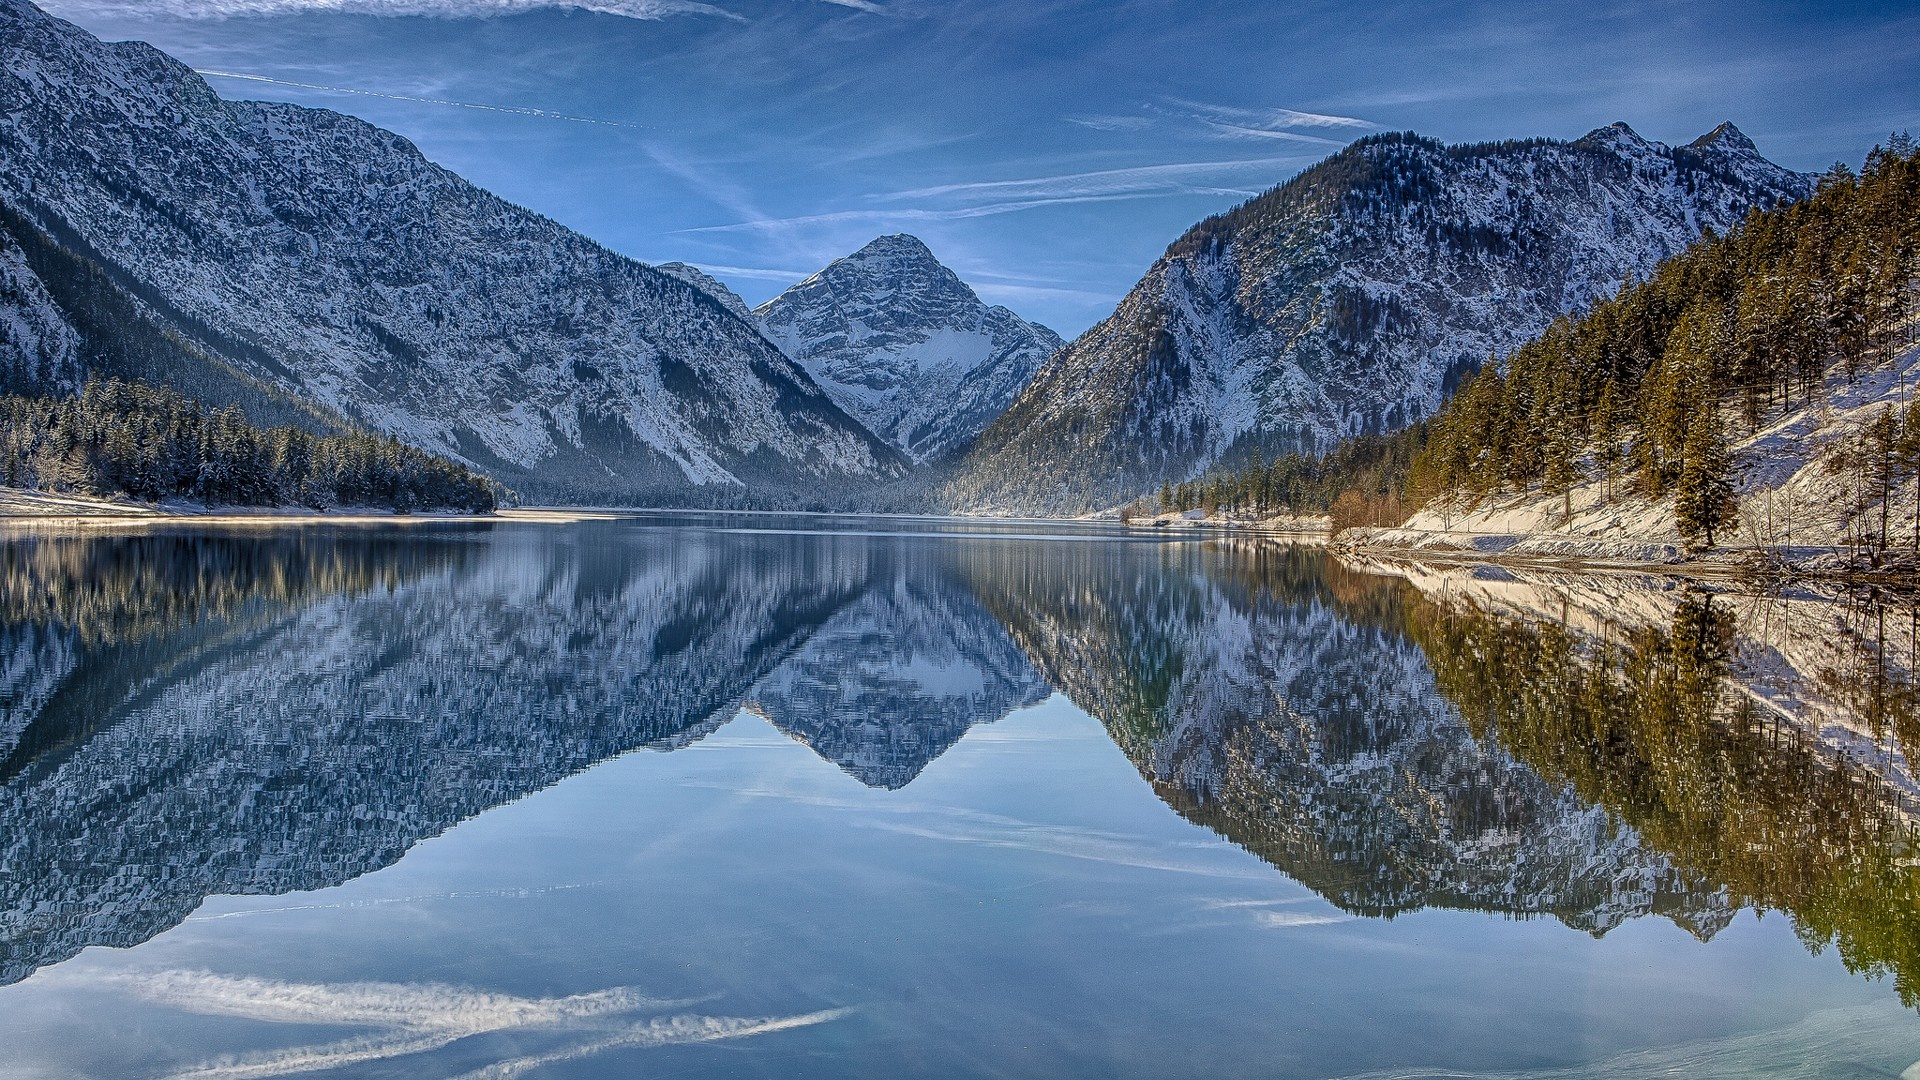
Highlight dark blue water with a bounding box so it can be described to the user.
[0,515,1914,1079]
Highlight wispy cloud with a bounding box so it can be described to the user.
[1070,98,1377,145]
[187,882,606,922]
[1065,114,1153,132]
[970,282,1117,308]
[877,158,1298,203]
[195,70,648,127]
[863,815,1263,879]
[1195,126,1347,145]
[50,0,887,17]
[679,157,1296,235]
[456,1009,856,1079]
[1164,98,1377,131]
[681,262,816,281]
[682,779,1259,878]
[642,142,779,226]
[46,0,742,20]
[1252,910,1348,928]
[1153,100,1368,145]
[98,971,849,1079]
[677,193,1169,234]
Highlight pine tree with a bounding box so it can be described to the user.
[1674,404,1733,551]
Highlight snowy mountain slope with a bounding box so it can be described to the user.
[1346,335,1920,568]
[755,235,1064,462]
[946,124,1812,514]
[0,0,904,501]
[655,261,758,324]
[0,227,82,392]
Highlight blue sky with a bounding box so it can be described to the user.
[39,0,1920,336]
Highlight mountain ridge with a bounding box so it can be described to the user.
[0,0,906,505]
[943,123,1813,514]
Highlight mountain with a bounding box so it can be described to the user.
[1345,139,1920,565]
[654,261,758,324]
[0,525,1065,983]
[755,235,1064,463]
[945,124,1813,514]
[0,0,905,503]
[8,525,1913,989]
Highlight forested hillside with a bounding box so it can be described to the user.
[1178,137,1919,559]
[1408,138,1918,549]
[945,122,1810,515]
[1150,429,1424,527]
[0,379,503,513]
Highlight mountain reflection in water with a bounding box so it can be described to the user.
[0,520,1915,1013]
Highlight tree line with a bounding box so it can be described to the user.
[1412,136,1919,547]
[1150,426,1426,529]
[0,378,505,513]
[1158,136,1919,548]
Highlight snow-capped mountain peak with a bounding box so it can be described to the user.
[944,124,1813,513]
[1579,121,1655,150]
[1690,121,1759,154]
[755,234,1064,463]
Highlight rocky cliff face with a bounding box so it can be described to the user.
[0,226,83,393]
[655,261,759,325]
[756,235,1063,463]
[0,0,904,502]
[947,124,1812,513]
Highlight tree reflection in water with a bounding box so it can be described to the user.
[0,523,1914,1014]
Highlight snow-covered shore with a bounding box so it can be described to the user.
[1087,506,1333,535]
[1338,340,1920,580]
[0,487,562,527]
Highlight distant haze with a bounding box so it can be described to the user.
[41,0,1920,335]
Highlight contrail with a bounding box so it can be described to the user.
[195,69,649,128]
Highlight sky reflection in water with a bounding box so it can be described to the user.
[0,516,1915,1078]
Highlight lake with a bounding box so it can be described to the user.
[0,514,1915,1079]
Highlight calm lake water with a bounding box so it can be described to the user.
[0,514,1917,1079]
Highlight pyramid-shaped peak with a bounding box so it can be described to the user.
[849,233,940,261]
[1581,121,1654,146]
[824,234,968,296]
[1689,121,1758,154]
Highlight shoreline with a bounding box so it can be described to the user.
[0,492,1908,588]
[0,492,634,529]
[1327,534,1918,588]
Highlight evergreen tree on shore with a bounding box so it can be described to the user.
[0,378,505,513]
[1407,137,1916,547]
[1161,136,1919,548]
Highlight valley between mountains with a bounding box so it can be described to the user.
[2,0,1916,575]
